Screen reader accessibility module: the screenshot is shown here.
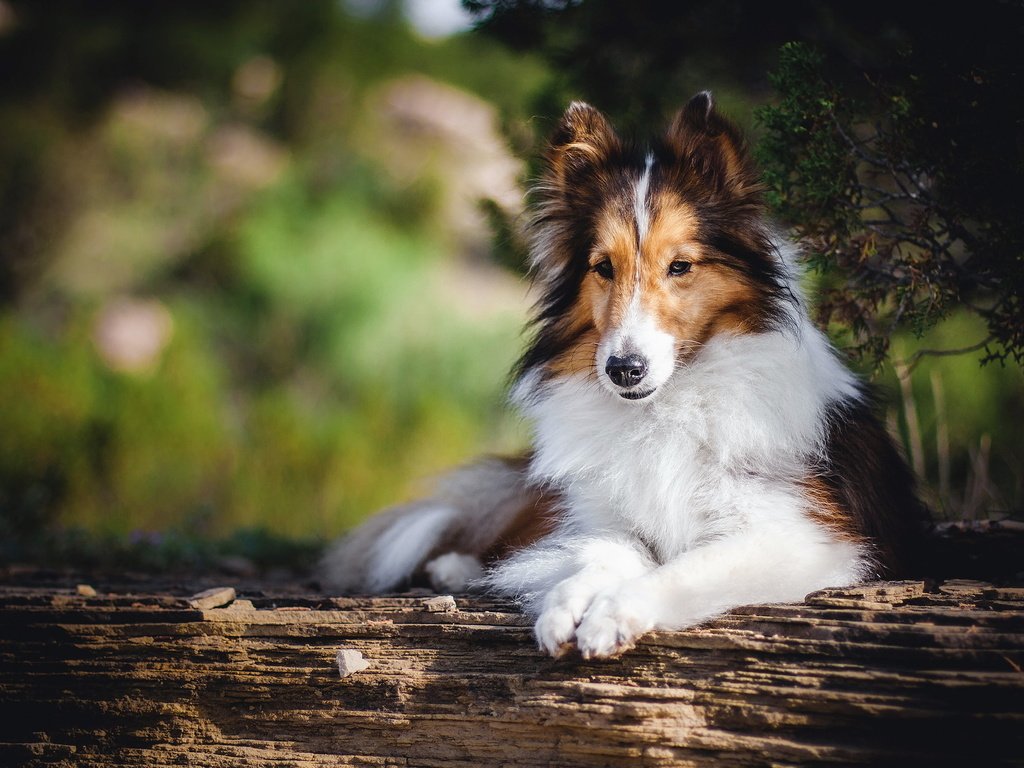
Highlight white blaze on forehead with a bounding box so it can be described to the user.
[593,152,678,398]
[633,153,655,246]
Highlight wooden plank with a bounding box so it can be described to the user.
[0,576,1022,767]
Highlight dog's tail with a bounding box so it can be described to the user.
[318,455,553,594]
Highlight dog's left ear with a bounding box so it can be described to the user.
[666,91,759,199]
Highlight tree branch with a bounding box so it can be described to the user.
[896,335,997,374]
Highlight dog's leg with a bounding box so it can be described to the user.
[487,534,656,656]
[532,544,652,657]
[573,521,867,658]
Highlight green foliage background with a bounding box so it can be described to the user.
[0,1,547,566]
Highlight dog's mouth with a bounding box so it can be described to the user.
[618,388,656,401]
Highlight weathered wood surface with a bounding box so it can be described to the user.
[1,575,1022,767]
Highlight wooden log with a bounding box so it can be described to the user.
[0,575,1022,767]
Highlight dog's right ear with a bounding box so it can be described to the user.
[529,102,619,282]
[544,101,619,192]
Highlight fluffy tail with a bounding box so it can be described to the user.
[318,456,552,594]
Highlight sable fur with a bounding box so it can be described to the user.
[320,92,925,658]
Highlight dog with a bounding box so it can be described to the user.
[320,92,924,659]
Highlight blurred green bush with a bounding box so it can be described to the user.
[0,2,544,565]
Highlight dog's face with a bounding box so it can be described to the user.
[519,93,792,401]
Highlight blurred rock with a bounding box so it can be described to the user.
[93,297,174,374]
[233,55,282,107]
[114,88,208,146]
[366,75,525,255]
[207,125,289,190]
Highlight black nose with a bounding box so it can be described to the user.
[605,354,648,388]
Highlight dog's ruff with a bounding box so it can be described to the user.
[320,92,922,658]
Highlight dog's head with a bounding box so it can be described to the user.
[517,92,795,402]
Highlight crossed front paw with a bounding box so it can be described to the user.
[574,589,655,659]
[533,577,599,657]
[534,581,657,659]
[534,604,579,657]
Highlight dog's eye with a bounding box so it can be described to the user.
[593,259,614,280]
[668,260,692,276]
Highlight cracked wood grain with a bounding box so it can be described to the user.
[0,577,1022,767]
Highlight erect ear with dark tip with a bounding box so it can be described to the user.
[545,101,619,190]
[667,91,758,198]
[676,90,716,133]
[668,91,733,140]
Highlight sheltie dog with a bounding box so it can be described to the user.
[321,92,924,658]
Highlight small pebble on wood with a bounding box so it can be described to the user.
[75,584,97,597]
[187,586,236,610]
[423,595,457,613]
[336,648,370,678]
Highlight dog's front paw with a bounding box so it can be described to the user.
[534,604,579,657]
[534,573,617,657]
[574,587,656,659]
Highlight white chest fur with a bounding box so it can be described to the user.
[517,325,860,560]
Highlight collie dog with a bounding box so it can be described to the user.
[321,92,923,658]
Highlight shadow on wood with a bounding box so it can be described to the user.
[1,575,1022,766]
